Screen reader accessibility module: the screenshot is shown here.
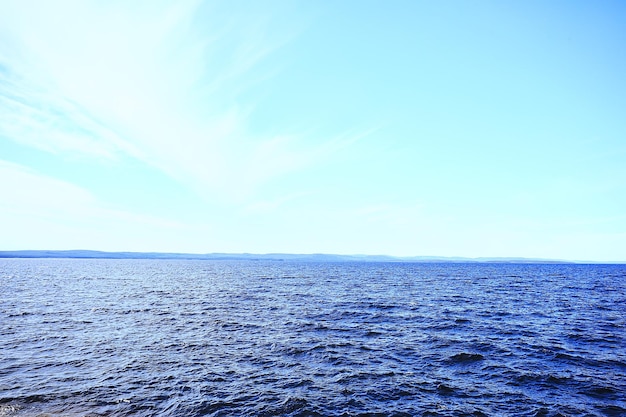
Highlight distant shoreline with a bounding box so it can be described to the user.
[0,250,618,264]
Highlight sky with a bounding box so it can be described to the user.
[1,0,625,261]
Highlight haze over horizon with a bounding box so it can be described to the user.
[1,1,625,262]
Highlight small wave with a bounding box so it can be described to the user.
[258,396,309,416]
[0,404,21,417]
[447,352,485,363]
[435,383,456,395]
[596,404,626,416]
[580,385,619,400]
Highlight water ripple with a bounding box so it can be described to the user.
[1,260,625,416]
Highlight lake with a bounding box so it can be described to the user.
[1,259,625,416]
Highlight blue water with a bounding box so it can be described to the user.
[1,259,625,416]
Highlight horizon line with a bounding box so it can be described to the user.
[0,249,624,264]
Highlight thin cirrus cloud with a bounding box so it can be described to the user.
[0,68,136,159]
[0,0,349,200]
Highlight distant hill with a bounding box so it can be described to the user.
[0,250,584,263]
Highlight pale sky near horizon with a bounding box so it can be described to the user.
[1,0,625,261]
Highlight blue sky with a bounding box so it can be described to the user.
[1,0,625,261]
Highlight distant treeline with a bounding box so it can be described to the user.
[0,250,579,263]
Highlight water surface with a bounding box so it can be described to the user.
[1,259,625,416]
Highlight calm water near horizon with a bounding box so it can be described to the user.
[1,259,625,416]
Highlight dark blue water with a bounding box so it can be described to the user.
[1,259,625,416]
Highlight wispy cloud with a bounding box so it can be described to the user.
[0,67,136,159]
[0,0,362,201]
